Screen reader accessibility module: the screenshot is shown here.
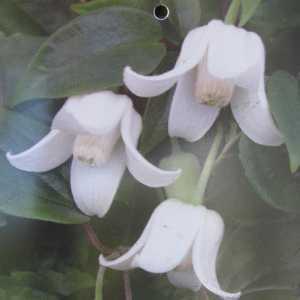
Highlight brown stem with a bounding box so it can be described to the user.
[83,223,112,255]
[123,271,133,300]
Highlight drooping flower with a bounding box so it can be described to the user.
[100,199,240,299]
[123,20,282,146]
[7,91,180,217]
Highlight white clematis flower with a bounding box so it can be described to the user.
[6,91,180,217]
[123,20,282,146]
[100,199,241,299]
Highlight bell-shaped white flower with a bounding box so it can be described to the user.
[123,20,282,146]
[100,199,241,299]
[6,91,180,217]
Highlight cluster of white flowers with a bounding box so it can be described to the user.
[7,20,282,299]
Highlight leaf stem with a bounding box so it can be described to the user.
[95,266,106,300]
[123,271,133,300]
[193,124,223,204]
[225,0,241,25]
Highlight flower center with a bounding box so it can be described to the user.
[73,130,120,167]
[194,53,234,108]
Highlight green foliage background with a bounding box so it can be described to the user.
[0,0,299,299]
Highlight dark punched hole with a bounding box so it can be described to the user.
[153,4,170,21]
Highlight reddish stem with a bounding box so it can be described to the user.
[83,223,112,255]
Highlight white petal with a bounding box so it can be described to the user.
[167,269,202,292]
[231,76,283,146]
[123,26,210,97]
[169,70,220,142]
[99,212,154,270]
[70,143,126,218]
[121,107,180,187]
[193,208,241,299]
[132,200,204,273]
[52,91,130,136]
[207,20,263,84]
[6,130,74,172]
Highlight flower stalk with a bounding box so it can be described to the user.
[83,223,112,255]
[95,266,106,300]
[192,124,223,204]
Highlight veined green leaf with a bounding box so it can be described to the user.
[13,7,166,104]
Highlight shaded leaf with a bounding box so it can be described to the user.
[268,71,300,172]
[14,0,77,33]
[0,0,44,35]
[248,0,300,34]
[206,151,290,225]
[162,0,201,37]
[218,220,300,294]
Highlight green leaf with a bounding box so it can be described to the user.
[162,0,201,37]
[239,0,262,26]
[71,0,154,15]
[268,71,300,172]
[14,7,166,104]
[14,0,77,33]
[0,107,89,224]
[0,34,45,106]
[139,94,171,155]
[239,135,300,213]
[0,0,44,35]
